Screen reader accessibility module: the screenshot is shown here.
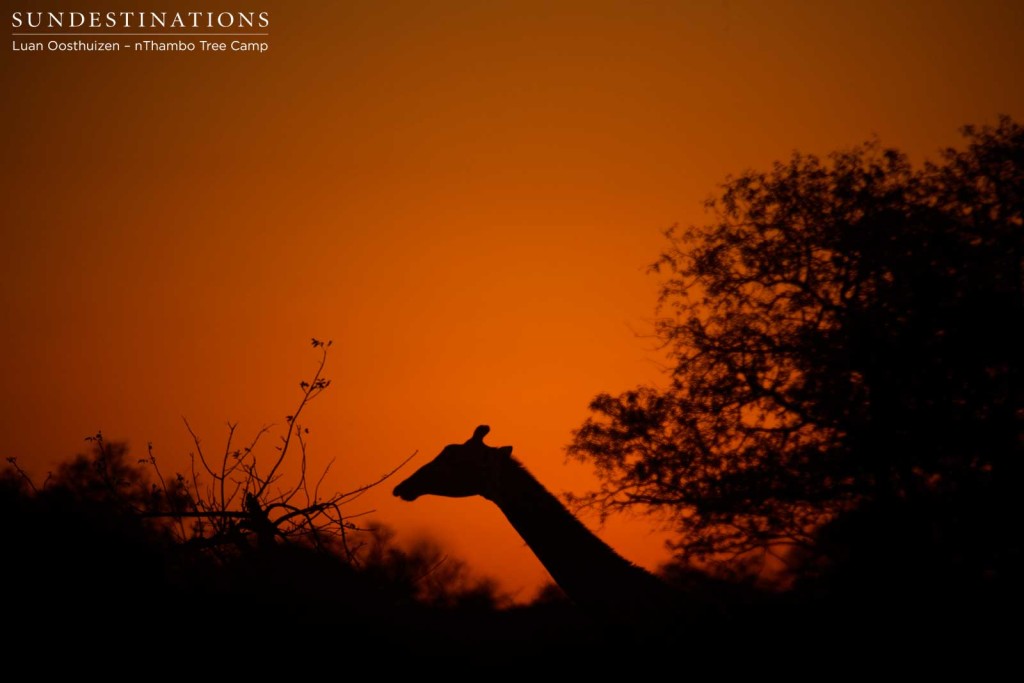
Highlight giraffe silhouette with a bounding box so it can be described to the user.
[393,425,684,620]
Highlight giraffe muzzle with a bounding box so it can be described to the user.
[392,480,420,501]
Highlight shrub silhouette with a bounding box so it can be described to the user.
[1,341,513,644]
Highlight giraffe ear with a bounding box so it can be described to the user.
[468,425,490,444]
[498,446,513,457]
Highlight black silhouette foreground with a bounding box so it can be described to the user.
[393,425,690,626]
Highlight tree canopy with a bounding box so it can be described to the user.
[569,117,1022,582]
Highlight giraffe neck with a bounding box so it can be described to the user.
[483,456,673,612]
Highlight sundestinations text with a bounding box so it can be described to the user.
[11,11,270,30]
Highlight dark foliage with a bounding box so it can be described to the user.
[3,445,720,658]
[1,443,528,648]
[0,341,522,648]
[570,117,1022,605]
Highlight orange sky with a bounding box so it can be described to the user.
[3,0,1022,603]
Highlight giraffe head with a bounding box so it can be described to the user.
[392,425,513,501]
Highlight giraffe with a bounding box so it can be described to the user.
[392,425,683,618]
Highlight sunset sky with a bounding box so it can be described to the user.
[3,0,1022,602]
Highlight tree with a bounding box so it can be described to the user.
[569,117,1022,586]
[1,340,511,635]
[139,338,416,563]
